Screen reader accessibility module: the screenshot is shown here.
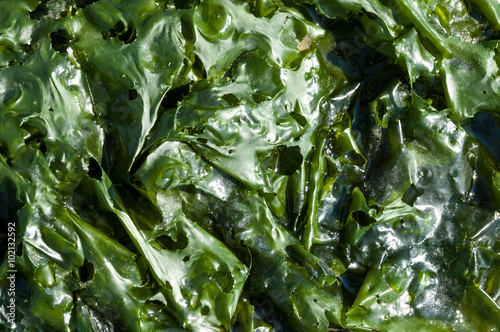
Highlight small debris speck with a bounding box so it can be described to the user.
[298,34,313,52]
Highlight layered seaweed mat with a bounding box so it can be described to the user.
[1,0,500,331]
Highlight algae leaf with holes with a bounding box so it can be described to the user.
[0,0,499,331]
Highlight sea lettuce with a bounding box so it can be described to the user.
[0,0,499,331]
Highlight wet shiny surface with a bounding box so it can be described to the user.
[0,0,499,331]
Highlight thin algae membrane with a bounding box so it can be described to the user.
[0,0,499,331]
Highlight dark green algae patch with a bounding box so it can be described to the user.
[0,0,500,331]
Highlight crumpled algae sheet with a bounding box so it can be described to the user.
[0,0,499,331]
